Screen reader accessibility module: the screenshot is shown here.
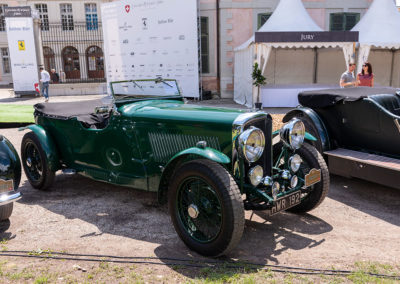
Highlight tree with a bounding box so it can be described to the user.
[252,63,266,108]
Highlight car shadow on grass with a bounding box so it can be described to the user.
[328,175,400,227]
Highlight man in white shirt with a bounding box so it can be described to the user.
[39,67,51,102]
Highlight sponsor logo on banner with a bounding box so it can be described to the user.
[119,22,132,31]
[179,35,185,40]
[122,39,129,44]
[158,18,173,25]
[130,51,135,56]
[18,40,25,50]
[142,18,148,30]
[125,5,130,13]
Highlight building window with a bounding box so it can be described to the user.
[62,46,80,79]
[86,46,104,78]
[43,46,55,72]
[330,13,360,31]
[200,17,209,74]
[257,13,272,29]
[1,48,10,74]
[35,4,49,31]
[85,3,98,30]
[0,4,8,32]
[60,4,74,31]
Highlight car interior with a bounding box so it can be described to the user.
[368,94,400,117]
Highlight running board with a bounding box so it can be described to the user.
[324,148,400,190]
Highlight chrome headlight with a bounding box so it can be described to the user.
[280,119,305,150]
[238,127,265,162]
[289,154,302,172]
[249,165,263,186]
[290,175,298,188]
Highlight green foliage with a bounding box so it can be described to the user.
[252,63,266,87]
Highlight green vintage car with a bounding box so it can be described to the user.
[20,79,329,256]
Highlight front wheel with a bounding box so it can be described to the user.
[288,143,329,213]
[168,159,244,257]
[21,132,55,190]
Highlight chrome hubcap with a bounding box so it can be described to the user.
[26,157,32,167]
[188,204,199,219]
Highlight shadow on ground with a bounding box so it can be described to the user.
[328,175,400,226]
[15,172,334,278]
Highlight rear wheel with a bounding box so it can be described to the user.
[21,132,55,190]
[168,159,244,257]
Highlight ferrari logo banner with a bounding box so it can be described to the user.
[18,40,25,50]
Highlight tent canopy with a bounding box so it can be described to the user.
[234,0,357,107]
[352,0,400,76]
[352,0,400,48]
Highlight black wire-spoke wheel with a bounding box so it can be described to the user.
[288,143,329,213]
[273,142,329,213]
[177,177,222,243]
[21,132,55,190]
[168,159,244,257]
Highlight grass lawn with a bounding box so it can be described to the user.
[0,105,35,123]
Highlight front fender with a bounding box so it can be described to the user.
[0,135,21,189]
[283,107,331,152]
[19,125,60,171]
[157,147,230,204]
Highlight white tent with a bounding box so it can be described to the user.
[234,0,356,107]
[352,0,400,86]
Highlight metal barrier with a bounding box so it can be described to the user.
[41,22,105,83]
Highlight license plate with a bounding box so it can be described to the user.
[305,168,321,187]
[269,191,301,215]
[0,179,13,193]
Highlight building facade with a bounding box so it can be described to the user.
[198,0,377,98]
[0,0,112,85]
[1,0,397,97]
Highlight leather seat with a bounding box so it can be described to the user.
[369,94,400,116]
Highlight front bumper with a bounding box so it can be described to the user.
[0,191,22,206]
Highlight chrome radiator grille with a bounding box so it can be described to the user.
[149,133,220,163]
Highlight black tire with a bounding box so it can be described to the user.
[287,143,329,213]
[168,159,244,257]
[21,132,55,190]
[0,204,13,221]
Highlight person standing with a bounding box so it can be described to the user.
[50,69,59,83]
[340,63,357,88]
[39,67,51,102]
[357,62,374,87]
[59,70,66,83]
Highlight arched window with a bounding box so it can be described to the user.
[43,46,55,72]
[62,46,80,79]
[86,45,104,79]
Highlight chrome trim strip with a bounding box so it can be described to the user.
[232,112,268,132]
[0,192,22,206]
[395,119,400,133]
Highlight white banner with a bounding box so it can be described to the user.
[5,13,38,93]
[101,0,199,97]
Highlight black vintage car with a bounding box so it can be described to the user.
[283,87,400,189]
[0,135,22,220]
